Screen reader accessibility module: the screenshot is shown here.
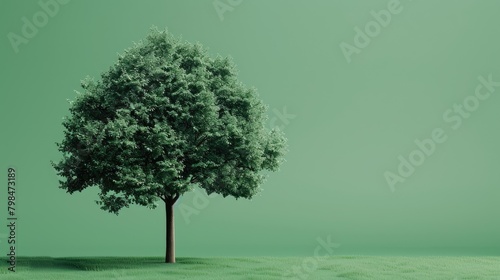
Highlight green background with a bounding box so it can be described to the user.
[1,0,499,258]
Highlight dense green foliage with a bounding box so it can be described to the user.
[53,27,286,214]
[3,256,500,279]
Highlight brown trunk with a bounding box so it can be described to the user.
[165,199,175,263]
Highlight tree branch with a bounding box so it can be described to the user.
[163,193,180,205]
[158,193,166,203]
[172,193,180,204]
[196,136,208,147]
[191,177,198,184]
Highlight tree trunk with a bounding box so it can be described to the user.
[165,199,175,263]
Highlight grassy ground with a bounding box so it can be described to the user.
[0,256,499,279]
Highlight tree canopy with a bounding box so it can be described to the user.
[53,27,287,215]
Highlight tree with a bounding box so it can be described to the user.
[52,27,287,263]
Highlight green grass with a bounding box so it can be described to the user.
[0,256,499,279]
